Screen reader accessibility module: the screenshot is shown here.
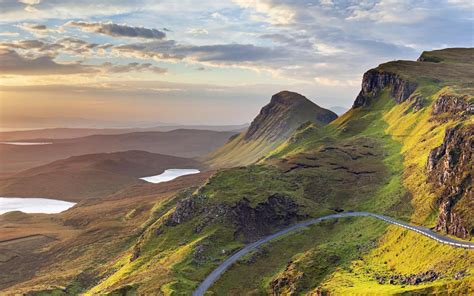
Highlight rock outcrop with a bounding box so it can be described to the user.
[432,93,473,120]
[164,192,306,241]
[231,193,306,241]
[353,69,417,108]
[165,194,206,226]
[427,124,473,239]
[268,260,304,295]
[374,270,441,285]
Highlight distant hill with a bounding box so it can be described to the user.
[0,124,248,142]
[0,129,236,176]
[204,91,337,167]
[0,150,202,202]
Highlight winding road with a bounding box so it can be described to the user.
[193,211,474,296]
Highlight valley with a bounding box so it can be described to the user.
[0,129,236,177]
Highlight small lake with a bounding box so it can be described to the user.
[140,169,200,184]
[0,142,53,146]
[0,197,76,215]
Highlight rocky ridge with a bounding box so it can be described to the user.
[353,69,417,108]
[427,124,473,239]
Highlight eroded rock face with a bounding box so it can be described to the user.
[165,194,206,226]
[427,124,473,239]
[164,192,306,242]
[231,193,306,241]
[432,94,473,120]
[353,69,417,108]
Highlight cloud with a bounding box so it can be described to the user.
[16,23,63,36]
[0,32,20,37]
[0,49,94,75]
[314,76,359,87]
[0,39,63,54]
[18,0,41,4]
[233,0,295,24]
[102,62,167,74]
[187,28,209,35]
[179,44,287,63]
[66,21,166,39]
[0,47,168,76]
[346,0,430,24]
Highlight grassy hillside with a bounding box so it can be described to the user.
[1,48,472,295]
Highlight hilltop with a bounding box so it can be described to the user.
[205,91,337,167]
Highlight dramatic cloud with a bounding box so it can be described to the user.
[0,47,167,76]
[66,21,167,40]
[0,49,93,75]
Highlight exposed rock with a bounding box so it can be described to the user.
[130,245,141,262]
[231,194,306,241]
[454,270,467,280]
[193,203,230,233]
[427,124,473,239]
[165,194,206,226]
[407,94,425,112]
[353,69,417,108]
[432,93,473,121]
[268,261,304,295]
[192,242,210,265]
[374,270,441,286]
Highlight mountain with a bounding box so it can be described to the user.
[0,129,236,177]
[0,150,202,201]
[204,91,337,167]
[1,48,472,295]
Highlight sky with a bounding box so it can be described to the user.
[0,0,473,128]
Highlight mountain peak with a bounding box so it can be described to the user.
[244,91,337,141]
[269,91,308,106]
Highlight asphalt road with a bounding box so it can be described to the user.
[193,211,474,296]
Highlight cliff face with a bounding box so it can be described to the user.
[427,124,473,239]
[353,69,417,108]
[432,93,473,120]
